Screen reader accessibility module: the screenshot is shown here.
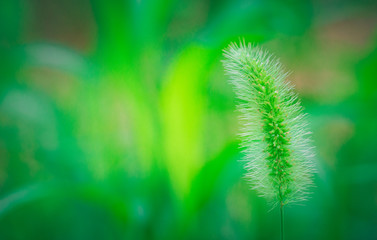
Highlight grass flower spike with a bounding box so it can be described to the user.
[222,41,315,209]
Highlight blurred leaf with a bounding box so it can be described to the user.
[160,43,212,197]
[0,183,50,217]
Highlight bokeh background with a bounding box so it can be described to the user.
[1,0,377,239]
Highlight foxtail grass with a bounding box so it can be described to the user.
[223,41,316,239]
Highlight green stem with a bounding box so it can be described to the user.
[280,202,284,240]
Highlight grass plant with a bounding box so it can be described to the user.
[223,41,316,239]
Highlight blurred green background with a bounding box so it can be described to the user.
[0,0,377,239]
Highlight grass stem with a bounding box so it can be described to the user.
[280,203,284,240]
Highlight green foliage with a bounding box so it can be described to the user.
[223,42,315,207]
[0,0,377,239]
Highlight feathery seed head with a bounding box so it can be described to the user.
[223,41,315,207]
